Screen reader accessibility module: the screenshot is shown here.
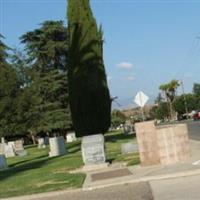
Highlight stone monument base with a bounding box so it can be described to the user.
[49,136,66,157]
[82,162,109,172]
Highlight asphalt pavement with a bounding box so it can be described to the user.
[16,182,153,200]
[150,174,200,200]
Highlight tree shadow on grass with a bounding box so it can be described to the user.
[0,155,58,181]
[67,141,81,154]
[8,154,48,168]
[105,133,135,143]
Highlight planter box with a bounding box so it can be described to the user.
[135,121,190,166]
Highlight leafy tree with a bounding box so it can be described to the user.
[173,94,199,115]
[19,21,71,135]
[20,21,68,71]
[151,102,170,120]
[0,35,20,138]
[67,0,111,136]
[33,70,72,134]
[193,83,200,98]
[111,110,127,128]
[0,34,9,63]
[159,79,180,119]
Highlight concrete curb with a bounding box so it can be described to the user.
[1,188,82,200]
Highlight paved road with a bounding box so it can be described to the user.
[35,182,153,200]
[186,121,200,141]
[150,174,200,200]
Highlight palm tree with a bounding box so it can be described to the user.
[159,80,180,120]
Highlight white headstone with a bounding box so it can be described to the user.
[1,137,5,144]
[81,134,106,165]
[134,91,149,108]
[14,140,27,156]
[14,140,24,151]
[4,144,15,158]
[38,138,46,149]
[0,155,7,170]
[49,136,66,157]
[0,143,5,155]
[66,132,77,143]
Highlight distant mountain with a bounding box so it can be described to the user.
[112,95,156,110]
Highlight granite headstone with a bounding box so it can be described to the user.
[49,136,66,157]
[81,134,106,165]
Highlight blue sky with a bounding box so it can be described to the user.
[1,0,200,108]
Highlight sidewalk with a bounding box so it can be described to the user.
[83,162,200,190]
[83,139,200,190]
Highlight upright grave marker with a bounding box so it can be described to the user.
[81,134,106,165]
[49,136,66,157]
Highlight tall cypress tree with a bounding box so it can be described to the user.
[68,0,111,136]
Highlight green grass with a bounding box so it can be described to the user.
[105,131,140,166]
[0,131,139,198]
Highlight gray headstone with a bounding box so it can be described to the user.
[81,134,106,165]
[0,155,7,170]
[66,132,77,143]
[44,137,49,145]
[49,136,66,157]
[121,142,138,155]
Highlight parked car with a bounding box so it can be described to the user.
[193,110,200,120]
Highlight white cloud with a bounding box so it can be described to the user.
[117,62,133,69]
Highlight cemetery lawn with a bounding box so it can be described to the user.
[0,131,139,198]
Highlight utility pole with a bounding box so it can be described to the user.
[180,80,189,119]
